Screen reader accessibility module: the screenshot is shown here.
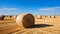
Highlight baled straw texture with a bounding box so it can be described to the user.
[16,14,35,28]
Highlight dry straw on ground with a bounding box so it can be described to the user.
[16,14,35,28]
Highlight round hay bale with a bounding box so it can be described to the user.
[51,16,55,18]
[16,14,35,28]
[37,16,42,19]
[0,15,5,20]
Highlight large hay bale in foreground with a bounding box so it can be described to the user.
[16,14,35,28]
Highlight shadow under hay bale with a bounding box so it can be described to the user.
[26,24,53,28]
[16,14,35,28]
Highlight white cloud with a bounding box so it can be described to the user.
[0,7,23,15]
[39,7,60,11]
[0,7,18,11]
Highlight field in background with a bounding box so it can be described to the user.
[0,16,60,34]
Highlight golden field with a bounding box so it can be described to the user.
[0,16,60,34]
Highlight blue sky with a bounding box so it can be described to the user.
[0,0,60,15]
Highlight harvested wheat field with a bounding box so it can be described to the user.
[0,16,60,34]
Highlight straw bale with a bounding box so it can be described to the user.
[16,14,35,28]
[0,15,5,20]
